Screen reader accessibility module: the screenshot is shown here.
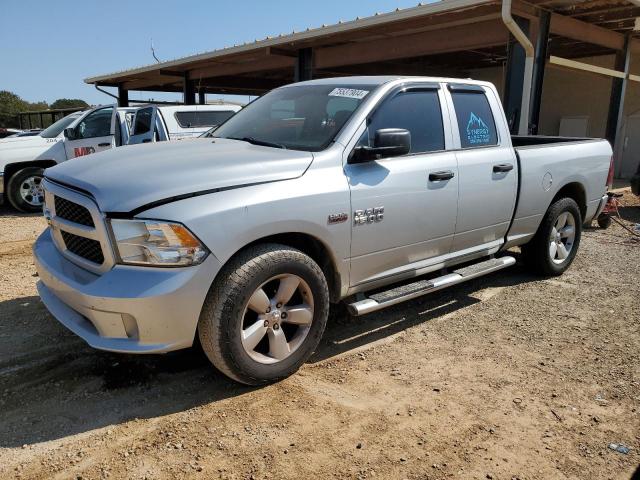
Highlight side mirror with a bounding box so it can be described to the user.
[63,127,77,140]
[350,128,411,163]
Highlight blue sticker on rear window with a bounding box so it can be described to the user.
[466,112,490,145]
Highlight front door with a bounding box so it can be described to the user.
[446,85,518,253]
[128,106,157,144]
[346,86,459,287]
[64,106,117,159]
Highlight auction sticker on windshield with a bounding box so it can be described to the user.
[328,88,369,99]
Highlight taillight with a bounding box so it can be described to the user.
[606,156,614,189]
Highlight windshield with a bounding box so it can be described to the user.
[213,84,373,151]
[40,113,83,138]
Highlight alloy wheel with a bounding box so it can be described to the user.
[549,211,576,264]
[19,175,44,207]
[241,274,314,364]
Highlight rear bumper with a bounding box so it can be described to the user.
[592,194,609,221]
[34,229,220,354]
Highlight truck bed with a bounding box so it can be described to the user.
[511,135,599,147]
[505,136,611,247]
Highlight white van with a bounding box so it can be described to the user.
[0,103,241,211]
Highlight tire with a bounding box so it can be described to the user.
[7,167,45,213]
[198,243,330,385]
[521,198,582,277]
[597,213,612,229]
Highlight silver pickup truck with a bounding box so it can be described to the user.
[33,76,613,385]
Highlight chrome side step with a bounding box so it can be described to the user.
[346,256,516,316]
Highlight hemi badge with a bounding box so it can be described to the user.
[328,213,348,224]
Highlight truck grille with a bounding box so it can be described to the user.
[61,231,105,265]
[54,196,95,227]
[44,179,114,274]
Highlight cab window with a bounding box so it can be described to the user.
[74,107,113,139]
[451,90,498,148]
[360,90,445,154]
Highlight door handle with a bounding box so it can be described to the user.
[429,170,455,181]
[493,163,514,173]
[98,142,111,147]
[142,139,152,143]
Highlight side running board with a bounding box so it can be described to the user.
[346,256,516,316]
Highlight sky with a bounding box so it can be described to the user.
[1,0,426,106]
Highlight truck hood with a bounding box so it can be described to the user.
[0,134,52,150]
[0,135,61,169]
[45,138,314,213]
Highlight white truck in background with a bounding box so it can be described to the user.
[0,103,242,212]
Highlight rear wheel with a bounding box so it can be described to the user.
[198,243,330,385]
[7,167,45,213]
[521,197,582,276]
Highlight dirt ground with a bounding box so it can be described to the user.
[0,191,638,480]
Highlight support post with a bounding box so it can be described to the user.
[198,91,206,105]
[530,11,550,135]
[606,34,631,176]
[502,16,530,134]
[294,48,313,82]
[183,73,196,105]
[117,85,129,107]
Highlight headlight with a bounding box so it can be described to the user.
[110,219,208,266]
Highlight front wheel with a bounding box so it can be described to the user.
[7,167,45,213]
[521,198,582,276]
[198,243,330,385]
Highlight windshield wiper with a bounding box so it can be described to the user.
[227,136,286,149]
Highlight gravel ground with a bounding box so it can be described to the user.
[0,191,638,480]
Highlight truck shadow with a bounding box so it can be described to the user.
[0,263,538,447]
[311,264,537,363]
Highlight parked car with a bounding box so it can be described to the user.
[0,128,25,138]
[9,129,44,138]
[33,76,612,385]
[0,103,241,211]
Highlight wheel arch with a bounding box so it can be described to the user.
[4,160,57,192]
[550,181,587,221]
[235,232,343,303]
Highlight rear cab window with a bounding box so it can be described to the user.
[450,87,498,148]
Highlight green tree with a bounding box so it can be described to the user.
[0,91,49,128]
[50,98,89,110]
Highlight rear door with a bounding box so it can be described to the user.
[446,84,518,253]
[346,85,459,287]
[63,106,118,159]
[128,106,157,144]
